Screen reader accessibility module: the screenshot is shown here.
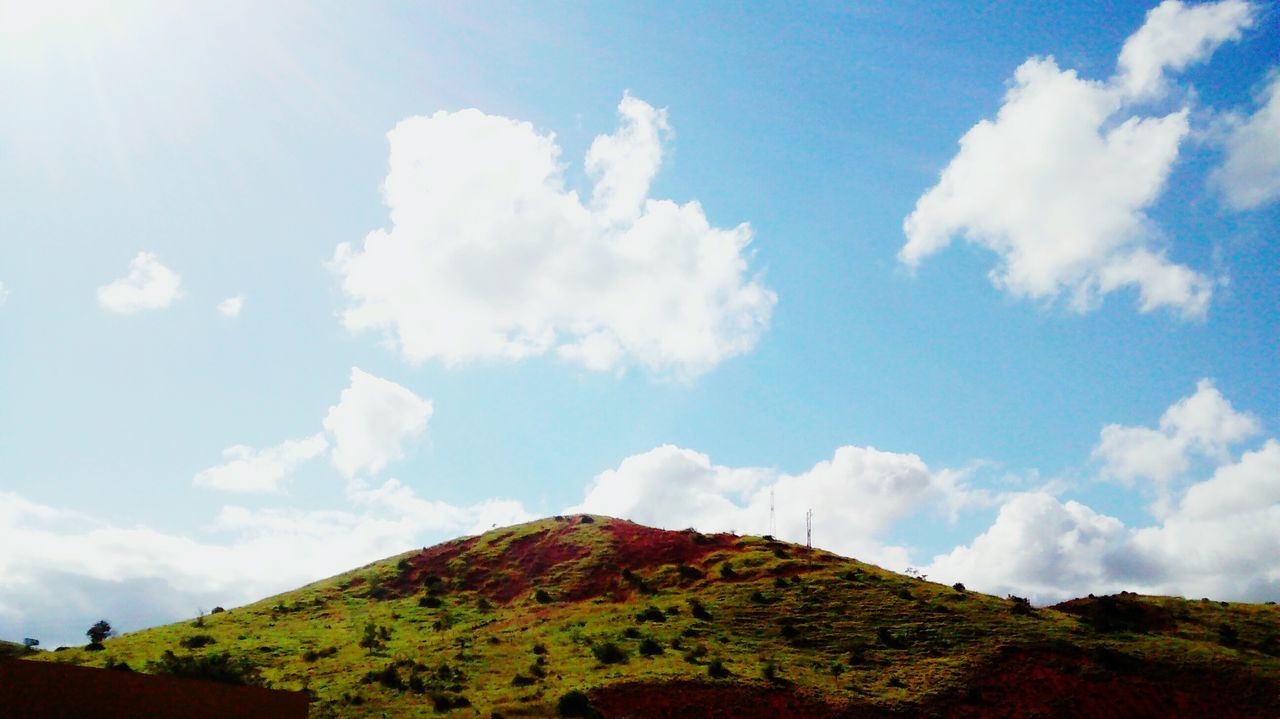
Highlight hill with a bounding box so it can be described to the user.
[26,515,1280,717]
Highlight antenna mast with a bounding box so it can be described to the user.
[805,509,813,550]
[769,488,776,537]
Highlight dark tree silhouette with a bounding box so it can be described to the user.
[86,620,113,645]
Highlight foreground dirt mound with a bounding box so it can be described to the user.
[590,680,893,719]
[940,646,1279,719]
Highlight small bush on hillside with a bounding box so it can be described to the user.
[952,582,966,592]
[707,658,731,678]
[397,558,411,572]
[749,590,771,604]
[534,589,553,604]
[676,563,705,581]
[511,672,536,687]
[761,662,782,683]
[623,627,641,639]
[877,627,904,649]
[691,532,714,545]
[210,606,225,614]
[1219,623,1240,647]
[419,595,443,608]
[147,650,260,686]
[635,605,666,623]
[361,664,404,690]
[431,692,471,711]
[359,623,388,651]
[719,562,738,580]
[639,638,664,656]
[592,641,628,664]
[682,643,708,664]
[302,646,337,662]
[179,634,216,649]
[579,515,595,523]
[1008,595,1034,616]
[895,587,914,601]
[476,597,493,611]
[688,598,713,620]
[558,690,598,718]
[104,657,133,672]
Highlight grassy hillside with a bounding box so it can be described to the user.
[27,515,1280,717]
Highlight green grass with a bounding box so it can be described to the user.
[24,516,1280,717]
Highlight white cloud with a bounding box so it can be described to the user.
[0,485,532,648]
[569,443,976,568]
[332,93,775,378]
[1214,73,1280,210]
[928,382,1280,604]
[323,368,432,478]
[193,368,431,493]
[926,493,1128,601]
[1093,379,1258,514]
[192,433,328,493]
[217,295,244,318]
[0,280,9,306]
[96,252,184,314]
[901,0,1256,319]
[1115,0,1256,99]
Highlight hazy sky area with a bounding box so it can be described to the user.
[1,0,1278,647]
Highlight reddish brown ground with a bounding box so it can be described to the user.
[940,647,1278,719]
[590,680,893,719]
[394,517,744,604]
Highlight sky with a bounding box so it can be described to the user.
[1,0,1277,648]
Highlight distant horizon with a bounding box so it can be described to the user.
[2,0,1278,650]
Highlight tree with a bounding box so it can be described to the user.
[87,620,113,645]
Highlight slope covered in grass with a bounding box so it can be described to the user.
[28,515,1280,717]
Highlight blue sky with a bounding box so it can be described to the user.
[1,0,1278,647]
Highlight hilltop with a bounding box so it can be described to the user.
[25,515,1280,717]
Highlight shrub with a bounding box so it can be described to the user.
[511,673,536,687]
[419,595,443,608]
[210,606,225,614]
[876,627,904,649]
[952,582,966,592]
[749,590,771,604]
[477,597,493,611]
[887,676,905,688]
[676,564,705,581]
[1219,623,1240,647]
[623,627,641,639]
[592,641,628,664]
[558,690,597,718]
[147,650,260,686]
[362,664,404,690]
[719,562,738,580]
[688,598,712,620]
[682,643,708,664]
[431,692,471,711]
[534,589,553,604]
[1008,595,1034,616]
[639,638,664,656]
[761,662,781,683]
[397,558,411,572]
[532,642,547,655]
[635,605,666,623]
[707,658,731,678]
[580,515,595,524]
[895,587,913,601]
[179,634,216,649]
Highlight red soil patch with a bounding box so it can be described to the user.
[589,680,893,719]
[939,646,1278,718]
[394,517,776,604]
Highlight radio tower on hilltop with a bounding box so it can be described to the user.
[769,488,776,537]
[805,509,813,550]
